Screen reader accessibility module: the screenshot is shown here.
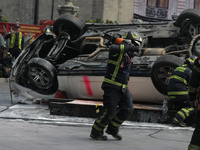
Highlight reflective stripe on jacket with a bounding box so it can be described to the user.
[103,44,131,90]
[9,32,23,49]
[167,65,191,96]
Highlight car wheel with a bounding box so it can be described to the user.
[24,58,58,95]
[151,55,184,95]
[175,9,200,37]
[53,14,84,40]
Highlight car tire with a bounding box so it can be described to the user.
[53,14,84,40]
[175,9,200,28]
[151,55,184,95]
[24,58,58,95]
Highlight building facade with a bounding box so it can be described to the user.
[0,0,133,24]
[1,0,200,25]
[134,0,199,20]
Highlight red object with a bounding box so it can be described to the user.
[0,20,55,41]
[54,90,67,99]
[115,38,124,45]
[83,76,93,96]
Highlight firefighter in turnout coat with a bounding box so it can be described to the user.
[90,31,142,140]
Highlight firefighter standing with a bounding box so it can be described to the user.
[5,24,24,60]
[167,57,196,127]
[188,56,200,150]
[90,31,142,140]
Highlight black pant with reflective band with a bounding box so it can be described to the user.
[92,86,133,134]
[189,110,200,148]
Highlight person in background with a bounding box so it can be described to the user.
[5,24,24,60]
[0,45,12,78]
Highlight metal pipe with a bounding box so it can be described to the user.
[51,0,54,20]
[34,0,39,25]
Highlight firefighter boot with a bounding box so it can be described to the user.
[106,123,122,140]
[90,127,107,141]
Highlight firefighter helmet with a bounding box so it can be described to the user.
[185,56,197,69]
[123,31,142,46]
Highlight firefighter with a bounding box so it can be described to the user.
[90,31,142,140]
[188,56,200,150]
[0,45,12,77]
[167,56,196,127]
[5,24,24,60]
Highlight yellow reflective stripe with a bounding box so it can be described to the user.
[108,60,118,65]
[120,45,124,53]
[93,124,103,131]
[18,32,22,49]
[170,75,187,85]
[111,121,121,128]
[111,45,124,81]
[122,84,127,88]
[189,86,198,93]
[188,144,200,150]
[112,53,119,57]
[11,36,14,44]
[9,32,22,49]
[167,91,188,95]
[104,78,127,88]
[9,34,15,48]
[193,65,200,73]
[114,116,123,123]
[177,111,186,119]
[96,111,107,128]
[104,78,122,86]
[174,67,186,72]
[188,107,195,112]
[181,108,190,117]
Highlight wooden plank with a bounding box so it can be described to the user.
[60,99,162,111]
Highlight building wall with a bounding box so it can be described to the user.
[0,0,133,25]
[1,0,197,25]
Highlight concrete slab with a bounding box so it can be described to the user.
[49,99,177,124]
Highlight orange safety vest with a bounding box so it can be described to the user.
[9,32,23,50]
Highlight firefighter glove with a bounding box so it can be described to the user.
[129,44,139,53]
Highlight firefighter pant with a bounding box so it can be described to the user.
[91,86,134,135]
[189,110,200,149]
[170,95,196,124]
[169,95,190,110]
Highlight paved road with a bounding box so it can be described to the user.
[0,80,194,150]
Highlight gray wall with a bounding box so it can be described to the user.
[0,0,133,24]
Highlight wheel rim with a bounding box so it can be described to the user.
[28,67,51,88]
[156,66,174,85]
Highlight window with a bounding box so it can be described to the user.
[146,0,169,18]
[194,0,200,9]
[147,0,168,8]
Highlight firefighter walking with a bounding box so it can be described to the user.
[90,31,142,140]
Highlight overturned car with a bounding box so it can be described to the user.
[9,9,200,104]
